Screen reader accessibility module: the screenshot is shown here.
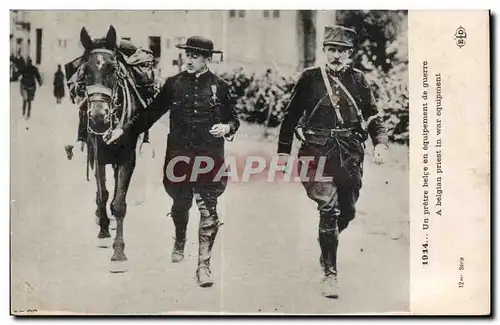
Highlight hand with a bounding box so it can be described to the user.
[104,128,124,145]
[209,124,231,138]
[295,127,306,142]
[373,144,388,165]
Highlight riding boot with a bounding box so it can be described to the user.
[170,209,189,263]
[172,237,186,263]
[196,217,221,288]
[318,211,340,298]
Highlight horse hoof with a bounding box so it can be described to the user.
[97,237,112,248]
[109,260,129,273]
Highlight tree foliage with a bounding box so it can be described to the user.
[218,10,409,144]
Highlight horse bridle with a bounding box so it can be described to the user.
[85,48,122,136]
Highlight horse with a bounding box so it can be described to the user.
[78,25,151,272]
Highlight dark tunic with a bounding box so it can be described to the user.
[19,65,42,102]
[278,65,389,225]
[122,69,240,190]
[53,69,65,98]
[278,66,388,155]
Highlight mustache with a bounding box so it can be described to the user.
[330,58,351,64]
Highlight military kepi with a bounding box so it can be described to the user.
[176,36,224,61]
[323,25,356,48]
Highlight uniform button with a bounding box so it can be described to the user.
[185,94,188,97]
[194,110,198,113]
[194,102,198,105]
[194,94,198,97]
[335,90,340,94]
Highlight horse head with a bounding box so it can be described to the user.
[80,25,121,136]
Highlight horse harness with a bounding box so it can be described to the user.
[82,48,148,182]
[84,49,135,137]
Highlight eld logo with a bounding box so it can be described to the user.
[454,26,467,48]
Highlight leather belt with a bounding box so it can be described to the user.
[304,128,354,138]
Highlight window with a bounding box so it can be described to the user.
[263,10,279,18]
[230,10,245,18]
[58,39,67,47]
[148,36,161,59]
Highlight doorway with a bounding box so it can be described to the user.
[35,28,42,64]
[148,36,161,65]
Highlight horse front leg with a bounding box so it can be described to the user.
[95,163,111,248]
[109,155,136,273]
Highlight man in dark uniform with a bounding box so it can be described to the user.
[19,58,42,120]
[104,36,240,287]
[277,26,389,297]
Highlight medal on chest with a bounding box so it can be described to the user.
[211,85,218,102]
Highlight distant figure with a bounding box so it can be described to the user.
[15,52,26,73]
[10,54,16,81]
[53,64,65,104]
[19,58,42,120]
[10,53,25,82]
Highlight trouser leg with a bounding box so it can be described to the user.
[164,180,193,263]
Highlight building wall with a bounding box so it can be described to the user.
[16,10,335,78]
[10,10,31,58]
